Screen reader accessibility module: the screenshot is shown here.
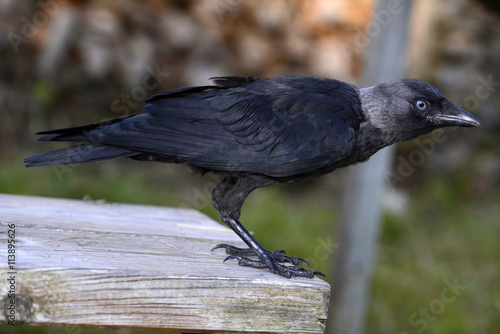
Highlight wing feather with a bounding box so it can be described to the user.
[30,76,361,178]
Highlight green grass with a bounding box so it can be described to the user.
[370,177,500,334]
[1,156,498,334]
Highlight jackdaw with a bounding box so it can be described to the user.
[24,76,481,278]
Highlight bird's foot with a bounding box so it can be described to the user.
[212,244,325,278]
[212,244,308,266]
[224,255,325,278]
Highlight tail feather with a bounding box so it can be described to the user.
[24,145,135,167]
[36,114,137,136]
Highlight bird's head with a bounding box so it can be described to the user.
[360,79,481,144]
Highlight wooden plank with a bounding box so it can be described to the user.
[0,194,330,333]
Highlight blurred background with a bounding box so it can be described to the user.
[1,0,499,333]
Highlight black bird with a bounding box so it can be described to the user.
[24,76,481,278]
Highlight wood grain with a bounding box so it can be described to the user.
[0,194,330,333]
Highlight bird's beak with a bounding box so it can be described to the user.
[433,100,482,127]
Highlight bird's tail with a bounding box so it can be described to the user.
[24,145,135,167]
[24,115,138,167]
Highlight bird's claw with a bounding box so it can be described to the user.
[213,244,324,278]
[212,244,309,266]
[222,254,324,278]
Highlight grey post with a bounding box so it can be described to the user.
[327,1,414,333]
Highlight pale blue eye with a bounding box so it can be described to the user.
[415,100,428,111]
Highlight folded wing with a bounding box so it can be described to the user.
[25,76,361,178]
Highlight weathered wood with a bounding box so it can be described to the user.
[0,193,330,333]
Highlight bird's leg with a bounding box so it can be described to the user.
[213,215,324,278]
[211,177,305,264]
[211,176,324,278]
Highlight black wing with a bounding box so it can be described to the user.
[25,76,362,178]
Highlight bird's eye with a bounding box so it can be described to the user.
[414,100,428,111]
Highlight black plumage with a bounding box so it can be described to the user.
[25,75,481,278]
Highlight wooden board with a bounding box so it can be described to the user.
[0,194,330,333]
